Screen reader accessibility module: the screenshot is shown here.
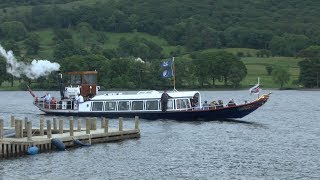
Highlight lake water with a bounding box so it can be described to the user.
[0,90,319,179]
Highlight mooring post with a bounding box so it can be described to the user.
[15,119,21,138]
[119,117,123,131]
[10,115,15,127]
[77,118,81,132]
[47,120,52,139]
[24,117,28,130]
[104,118,108,133]
[91,117,97,130]
[40,117,44,136]
[27,121,32,141]
[0,119,4,139]
[20,119,23,138]
[101,117,104,128]
[134,116,139,130]
[53,117,57,131]
[86,118,90,134]
[59,118,63,134]
[69,117,74,136]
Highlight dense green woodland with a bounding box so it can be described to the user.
[0,0,319,89]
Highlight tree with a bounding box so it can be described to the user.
[0,21,27,41]
[272,66,290,89]
[0,57,7,86]
[76,22,93,43]
[265,65,273,75]
[53,39,89,60]
[52,29,72,43]
[24,33,40,55]
[297,46,320,88]
[270,33,311,56]
[192,51,247,87]
[228,63,247,88]
[2,40,21,57]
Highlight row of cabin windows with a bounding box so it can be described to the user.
[91,99,191,111]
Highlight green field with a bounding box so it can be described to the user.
[241,56,302,88]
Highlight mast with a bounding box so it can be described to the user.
[172,57,177,91]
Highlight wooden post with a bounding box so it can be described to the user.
[24,117,28,129]
[134,116,139,130]
[119,117,123,131]
[59,118,63,134]
[3,144,7,158]
[0,119,3,139]
[15,119,21,138]
[20,119,23,138]
[10,115,15,127]
[77,118,81,132]
[0,141,2,157]
[69,117,74,136]
[86,118,90,134]
[40,117,44,136]
[104,118,108,133]
[47,120,52,139]
[91,117,97,130]
[53,117,57,131]
[27,121,32,141]
[101,117,104,128]
[101,117,106,128]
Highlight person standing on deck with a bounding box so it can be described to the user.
[42,92,51,103]
[161,90,172,112]
[75,93,84,106]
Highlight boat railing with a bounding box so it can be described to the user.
[34,99,75,110]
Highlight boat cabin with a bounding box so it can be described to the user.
[65,71,99,99]
[35,90,202,112]
[78,90,201,112]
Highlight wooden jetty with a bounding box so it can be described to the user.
[0,115,140,158]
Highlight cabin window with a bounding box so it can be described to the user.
[83,74,97,84]
[176,99,191,109]
[105,101,116,111]
[92,102,103,111]
[118,101,130,111]
[132,101,144,110]
[167,100,174,110]
[146,100,158,110]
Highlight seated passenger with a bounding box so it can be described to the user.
[227,99,236,107]
[202,100,210,110]
[215,100,224,108]
[50,97,57,109]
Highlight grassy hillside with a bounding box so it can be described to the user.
[241,56,301,88]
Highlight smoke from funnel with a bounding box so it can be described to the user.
[0,44,60,79]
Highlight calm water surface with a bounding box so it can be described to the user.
[0,90,319,179]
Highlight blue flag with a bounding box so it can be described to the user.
[161,68,174,78]
[160,59,173,68]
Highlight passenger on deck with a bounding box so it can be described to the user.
[50,97,57,109]
[202,100,210,110]
[215,100,224,108]
[227,99,236,107]
[75,93,84,106]
[42,92,51,103]
[161,90,172,112]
